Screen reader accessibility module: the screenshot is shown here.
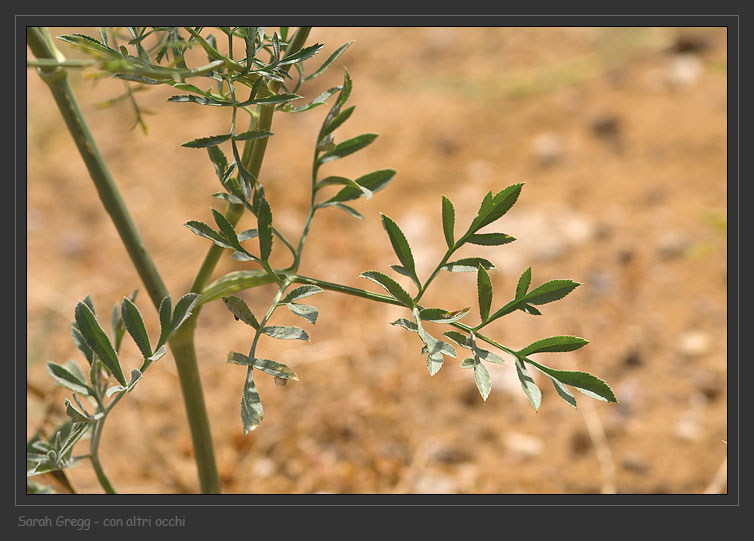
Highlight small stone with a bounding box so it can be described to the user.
[590,114,622,139]
[531,133,564,166]
[656,231,692,259]
[677,330,712,359]
[621,453,651,474]
[505,432,544,458]
[413,472,458,494]
[674,411,702,441]
[251,457,276,478]
[623,349,643,368]
[666,54,703,90]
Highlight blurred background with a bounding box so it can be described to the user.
[26,27,727,494]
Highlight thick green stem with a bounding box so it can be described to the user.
[28,27,220,494]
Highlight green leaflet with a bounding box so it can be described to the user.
[120,297,152,359]
[359,271,414,308]
[391,318,418,332]
[331,203,363,219]
[74,302,126,387]
[381,214,419,289]
[305,41,353,81]
[468,183,524,233]
[283,86,340,113]
[466,232,515,246]
[57,33,122,59]
[469,332,506,365]
[319,134,378,164]
[222,296,260,329]
[516,267,532,299]
[441,195,455,248]
[211,208,241,249]
[517,336,590,357]
[477,265,493,322]
[524,279,580,306]
[233,129,273,141]
[257,197,273,261]
[227,353,299,381]
[549,376,577,408]
[252,358,299,381]
[185,220,235,250]
[71,322,94,364]
[261,325,310,341]
[181,133,232,148]
[157,296,172,348]
[418,307,471,324]
[317,176,373,199]
[111,289,138,353]
[212,192,243,206]
[442,258,496,273]
[412,308,456,376]
[46,362,93,396]
[525,358,617,403]
[474,362,491,401]
[321,105,355,139]
[285,303,318,325]
[170,294,199,336]
[336,68,352,108]
[515,357,542,411]
[321,169,396,204]
[241,367,263,434]
[281,285,323,304]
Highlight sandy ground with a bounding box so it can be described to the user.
[26,26,727,494]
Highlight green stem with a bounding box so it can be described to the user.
[28,27,220,494]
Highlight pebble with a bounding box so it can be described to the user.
[666,54,704,90]
[656,231,692,259]
[674,410,702,441]
[505,432,544,458]
[413,472,458,494]
[676,330,712,359]
[531,132,565,166]
[621,453,651,474]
